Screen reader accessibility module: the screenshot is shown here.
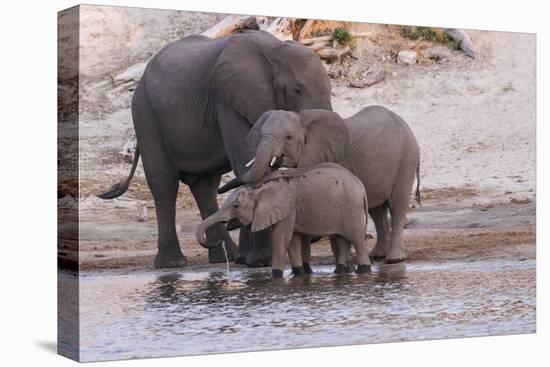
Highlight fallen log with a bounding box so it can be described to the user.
[201,15,257,39]
[444,28,477,59]
[300,32,370,45]
[316,45,351,62]
[298,19,347,42]
[260,17,297,41]
[308,41,330,52]
[300,35,334,45]
[349,69,386,88]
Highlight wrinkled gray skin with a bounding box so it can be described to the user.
[198,163,371,278]
[219,106,420,263]
[98,31,332,269]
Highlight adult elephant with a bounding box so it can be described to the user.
[99,30,332,269]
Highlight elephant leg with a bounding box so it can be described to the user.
[270,214,295,278]
[132,85,186,269]
[288,234,304,276]
[332,236,352,274]
[245,229,273,268]
[188,173,238,263]
[235,229,251,264]
[350,228,372,274]
[301,235,313,274]
[216,102,272,267]
[149,174,185,269]
[236,228,272,267]
[385,172,415,263]
[369,203,391,262]
[330,237,340,263]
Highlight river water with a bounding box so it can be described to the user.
[61,258,535,362]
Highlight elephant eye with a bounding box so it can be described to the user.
[293,86,302,95]
[285,135,292,140]
[233,204,239,209]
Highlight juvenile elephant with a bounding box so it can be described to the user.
[98,30,332,269]
[219,106,420,263]
[197,163,372,278]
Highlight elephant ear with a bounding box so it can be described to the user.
[299,109,351,165]
[246,110,274,151]
[251,185,293,232]
[212,31,278,123]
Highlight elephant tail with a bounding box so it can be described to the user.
[363,191,369,227]
[98,146,140,199]
[415,161,421,206]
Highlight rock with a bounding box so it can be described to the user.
[317,47,340,62]
[397,50,417,65]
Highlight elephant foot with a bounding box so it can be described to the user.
[334,263,352,274]
[154,250,187,269]
[246,249,272,268]
[370,255,386,262]
[384,257,407,264]
[272,269,284,279]
[303,262,314,275]
[208,240,237,264]
[234,255,247,265]
[234,244,248,265]
[246,258,271,268]
[384,246,407,264]
[291,266,305,277]
[356,264,372,274]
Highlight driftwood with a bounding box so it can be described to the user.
[259,17,296,41]
[300,32,369,45]
[349,69,386,88]
[316,46,351,62]
[201,15,257,38]
[298,19,347,42]
[300,35,335,45]
[308,41,329,52]
[201,15,301,41]
[444,29,477,59]
[298,19,317,41]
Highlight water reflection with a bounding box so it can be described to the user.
[75,259,536,362]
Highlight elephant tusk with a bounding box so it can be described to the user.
[270,156,277,167]
[245,157,256,168]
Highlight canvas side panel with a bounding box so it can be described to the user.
[57,5,80,362]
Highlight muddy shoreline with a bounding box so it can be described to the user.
[64,198,535,272]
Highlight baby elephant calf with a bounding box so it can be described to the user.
[196,163,371,278]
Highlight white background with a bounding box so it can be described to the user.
[0,0,547,365]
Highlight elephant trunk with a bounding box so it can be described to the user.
[218,140,278,194]
[196,209,231,248]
